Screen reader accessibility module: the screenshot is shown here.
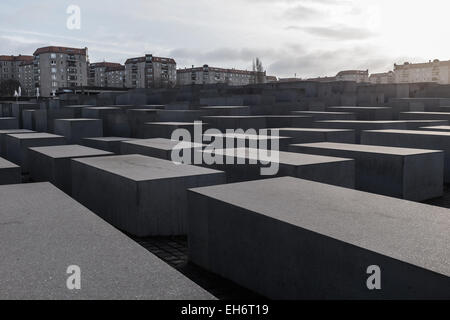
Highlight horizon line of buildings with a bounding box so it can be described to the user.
[1,45,272,97]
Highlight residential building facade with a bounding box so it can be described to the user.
[369,71,395,84]
[105,65,125,88]
[17,61,35,96]
[394,59,450,84]
[33,46,88,97]
[177,65,266,86]
[88,62,124,87]
[0,55,34,81]
[124,54,176,89]
[335,70,369,83]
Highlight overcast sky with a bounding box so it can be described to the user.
[1,0,450,78]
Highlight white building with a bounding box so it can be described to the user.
[335,70,369,83]
[369,71,395,84]
[394,59,450,84]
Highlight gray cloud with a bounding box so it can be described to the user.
[288,25,376,40]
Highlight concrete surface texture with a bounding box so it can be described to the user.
[54,119,103,144]
[277,127,356,144]
[0,182,215,300]
[82,136,138,154]
[188,177,450,299]
[71,154,226,237]
[0,157,21,185]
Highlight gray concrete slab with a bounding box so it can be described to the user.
[71,154,226,237]
[29,145,113,195]
[290,142,444,201]
[5,133,66,173]
[82,137,138,154]
[361,129,450,183]
[400,111,450,122]
[420,125,450,132]
[0,117,19,130]
[11,103,38,127]
[201,106,250,116]
[314,120,408,142]
[127,109,159,138]
[0,129,34,157]
[34,109,75,132]
[61,105,95,118]
[202,132,294,151]
[263,115,313,128]
[327,106,393,120]
[142,122,200,139]
[120,138,203,162]
[277,128,356,144]
[54,119,103,144]
[401,120,449,129]
[0,157,21,185]
[292,111,356,121]
[199,148,355,188]
[188,177,450,299]
[201,116,267,130]
[0,182,215,300]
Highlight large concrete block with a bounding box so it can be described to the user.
[82,137,137,154]
[290,142,443,201]
[0,157,21,185]
[0,182,215,300]
[71,154,226,237]
[200,148,355,188]
[327,106,393,120]
[201,106,250,116]
[156,110,208,122]
[188,177,450,299]
[201,116,267,130]
[5,133,66,173]
[420,125,450,132]
[61,105,95,118]
[202,132,294,151]
[127,109,159,138]
[142,122,200,139]
[82,107,123,136]
[0,117,19,130]
[315,120,408,142]
[120,138,203,161]
[401,120,449,130]
[278,128,356,144]
[0,129,34,157]
[11,103,38,127]
[29,145,113,195]
[34,109,76,132]
[264,115,313,128]
[361,129,450,183]
[292,111,356,121]
[54,119,103,144]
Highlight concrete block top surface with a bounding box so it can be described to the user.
[201,106,249,109]
[63,105,95,108]
[55,118,101,122]
[84,107,121,110]
[84,137,137,142]
[145,122,197,126]
[277,128,354,133]
[402,112,450,115]
[0,129,34,135]
[364,129,450,136]
[421,126,450,131]
[319,120,404,124]
[0,182,215,300]
[29,145,113,159]
[203,132,291,140]
[189,177,450,278]
[0,117,17,120]
[72,154,223,181]
[123,138,203,150]
[205,148,353,166]
[329,106,391,110]
[8,132,64,140]
[0,157,19,169]
[293,111,355,115]
[293,142,442,156]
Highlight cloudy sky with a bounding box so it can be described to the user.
[1,0,450,78]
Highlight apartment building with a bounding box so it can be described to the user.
[88,62,124,87]
[335,70,369,83]
[177,65,266,86]
[17,61,35,96]
[105,64,125,88]
[369,71,395,84]
[124,54,176,89]
[33,46,88,97]
[394,59,450,84]
[0,55,34,81]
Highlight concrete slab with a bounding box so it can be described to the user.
[82,137,138,154]
[188,177,450,299]
[0,129,34,157]
[277,128,356,144]
[127,109,158,137]
[54,119,103,144]
[120,138,203,161]
[82,107,123,136]
[142,122,200,139]
[361,129,450,183]
[400,112,450,122]
[5,133,66,173]
[0,157,21,185]
[292,111,356,121]
[61,105,95,118]
[201,116,267,130]
[200,148,355,188]
[290,142,444,201]
[29,145,113,195]
[202,132,293,151]
[201,106,250,116]
[34,109,75,132]
[71,154,226,237]
[420,125,450,132]
[0,182,215,300]
[328,106,393,120]
[401,120,449,130]
[11,103,38,127]
[314,120,408,143]
[0,117,19,130]
[263,115,313,128]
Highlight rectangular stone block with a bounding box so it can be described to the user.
[400,111,450,122]
[120,138,203,162]
[5,133,66,173]
[0,129,34,157]
[54,119,103,144]
[290,142,444,201]
[143,122,199,139]
[202,132,293,151]
[71,154,226,237]
[361,129,450,183]
[0,117,19,130]
[62,105,95,118]
[11,103,38,127]
[0,182,214,300]
[292,111,356,121]
[200,148,355,188]
[82,107,123,136]
[278,128,356,144]
[34,109,77,132]
[263,115,313,128]
[188,177,450,299]
[201,116,267,130]
[0,157,21,185]
[82,137,137,154]
[127,109,158,138]
[328,107,393,120]
[201,106,250,116]
[29,145,113,195]
[420,125,450,132]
